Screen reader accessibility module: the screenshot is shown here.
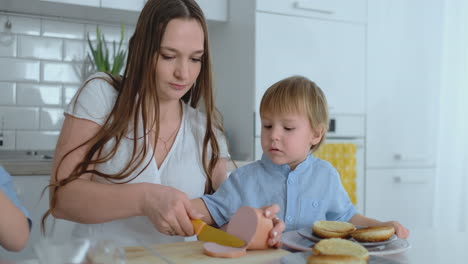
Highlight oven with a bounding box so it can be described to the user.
[314,114,366,214]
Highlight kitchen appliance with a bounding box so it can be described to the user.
[316,114,366,213]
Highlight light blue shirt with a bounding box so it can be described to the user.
[201,154,357,232]
[0,166,32,230]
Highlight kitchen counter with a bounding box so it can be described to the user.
[6,229,467,263]
[0,150,253,176]
[0,150,53,176]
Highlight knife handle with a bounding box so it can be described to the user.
[191,219,206,236]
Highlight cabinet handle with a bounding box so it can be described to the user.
[393,153,428,162]
[393,176,427,184]
[293,1,335,14]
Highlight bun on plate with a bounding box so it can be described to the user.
[311,238,369,262]
[312,220,356,238]
[307,255,367,264]
[351,226,395,242]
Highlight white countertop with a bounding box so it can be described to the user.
[377,228,468,263]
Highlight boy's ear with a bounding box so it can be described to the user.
[310,127,324,145]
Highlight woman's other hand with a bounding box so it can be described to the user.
[141,183,203,237]
[262,204,284,248]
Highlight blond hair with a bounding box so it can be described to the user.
[259,76,328,152]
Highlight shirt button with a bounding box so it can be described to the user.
[286,216,293,222]
[313,201,319,207]
[287,178,294,184]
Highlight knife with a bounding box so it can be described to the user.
[191,219,246,248]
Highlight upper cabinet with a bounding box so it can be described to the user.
[209,0,367,160]
[366,0,443,169]
[41,0,99,7]
[100,0,146,12]
[254,12,366,136]
[0,0,228,24]
[256,0,367,23]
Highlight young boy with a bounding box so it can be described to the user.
[192,76,409,240]
[0,166,31,251]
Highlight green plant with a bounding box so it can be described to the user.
[87,24,127,75]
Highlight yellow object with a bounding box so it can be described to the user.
[314,143,357,205]
[191,219,246,248]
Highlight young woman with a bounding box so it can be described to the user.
[42,0,231,245]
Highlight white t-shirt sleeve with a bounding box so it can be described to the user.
[65,73,117,125]
[215,127,230,159]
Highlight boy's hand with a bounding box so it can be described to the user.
[383,221,410,239]
[262,204,285,248]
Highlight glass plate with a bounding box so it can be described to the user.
[282,230,411,256]
[280,252,403,264]
[297,227,397,247]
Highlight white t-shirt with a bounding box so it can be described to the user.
[64,73,229,245]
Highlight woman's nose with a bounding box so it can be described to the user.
[174,60,189,80]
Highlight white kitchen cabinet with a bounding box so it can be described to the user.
[101,0,145,12]
[209,0,366,160]
[40,0,99,7]
[365,0,443,169]
[365,168,435,229]
[255,13,366,137]
[0,176,76,261]
[256,0,367,23]
[1,0,227,25]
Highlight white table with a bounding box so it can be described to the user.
[377,229,468,263]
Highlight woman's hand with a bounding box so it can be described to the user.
[262,204,285,248]
[383,220,410,239]
[141,183,203,237]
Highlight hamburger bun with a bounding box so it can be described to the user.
[307,255,367,264]
[312,220,356,238]
[312,238,369,261]
[351,226,395,242]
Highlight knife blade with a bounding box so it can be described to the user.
[191,219,246,248]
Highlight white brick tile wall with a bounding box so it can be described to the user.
[16,131,60,150]
[42,20,85,40]
[86,24,128,43]
[40,108,65,130]
[0,35,17,56]
[0,131,15,150]
[64,39,85,62]
[17,83,62,106]
[18,36,63,60]
[0,16,40,36]
[42,62,83,83]
[0,13,129,150]
[0,106,39,130]
[0,82,15,105]
[0,58,40,82]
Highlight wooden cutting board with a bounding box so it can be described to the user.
[125,241,291,264]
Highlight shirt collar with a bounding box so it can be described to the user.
[260,153,316,176]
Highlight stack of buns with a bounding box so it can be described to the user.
[308,238,369,264]
[312,220,395,242]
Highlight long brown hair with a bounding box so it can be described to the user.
[42,0,224,232]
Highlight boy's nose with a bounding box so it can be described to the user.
[270,129,281,141]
